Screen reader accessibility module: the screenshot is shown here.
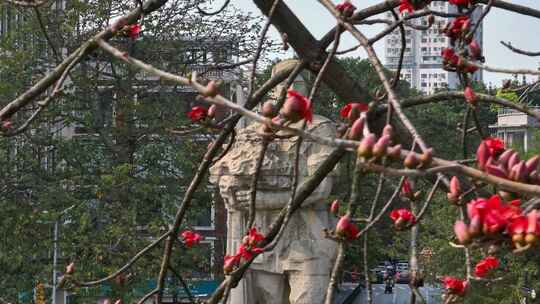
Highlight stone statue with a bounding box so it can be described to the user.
[209,67,338,303]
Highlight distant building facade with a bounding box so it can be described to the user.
[384,2,483,94]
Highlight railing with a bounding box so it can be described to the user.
[498,106,540,116]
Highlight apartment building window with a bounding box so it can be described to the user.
[421,83,427,87]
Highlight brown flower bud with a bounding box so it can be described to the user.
[357,133,376,158]
[419,148,434,167]
[387,144,402,160]
[404,151,419,169]
[261,101,276,118]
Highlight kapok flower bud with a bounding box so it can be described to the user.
[448,176,461,204]
[454,220,471,245]
[1,120,11,130]
[382,124,394,139]
[336,214,360,241]
[485,164,508,179]
[204,80,220,97]
[419,148,434,167]
[404,151,419,169]
[357,133,376,158]
[66,262,75,275]
[330,200,340,216]
[507,152,520,170]
[114,300,123,304]
[281,90,313,123]
[387,144,402,160]
[207,105,217,119]
[464,86,477,105]
[468,215,482,238]
[525,155,540,176]
[450,176,461,197]
[476,141,490,170]
[348,117,365,141]
[373,135,390,158]
[509,161,526,182]
[468,40,482,60]
[261,101,276,118]
[498,149,515,169]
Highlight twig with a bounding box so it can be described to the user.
[501,41,540,57]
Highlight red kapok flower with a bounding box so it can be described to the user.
[449,0,472,6]
[390,208,416,229]
[442,276,468,296]
[180,230,203,248]
[330,199,340,215]
[401,178,413,198]
[474,256,499,278]
[336,1,356,17]
[399,0,415,14]
[464,86,477,105]
[441,48,459,66]
[484,137,504,157]
[336,215,360,241]
[339,102,369,122]
[125,23,141,39]
[243,227,265,247]
[187,106,207,122]
[281,89,312,123]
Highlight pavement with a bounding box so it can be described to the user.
[335,283,442,304]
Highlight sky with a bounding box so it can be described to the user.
[229,0,540,87]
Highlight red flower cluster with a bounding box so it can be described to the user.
[390,208,416,229]
[398,0,431,14]
[477,138,540,184]
[339,102,368,122]
[180,230,203,248]
[398,0,414,14]
[442,276,467,296]
[474,256,499,278]
[453,195,540,250]
[443,16,470,42]
[440,15,484,75]
[449,0,472,6]
[223,228,265,274]
[508,210,540,248]
[336,1,356,17]
[125,23,141,39]
[187,106,207,122]
[280,90,313,123]
[336,215,360,241]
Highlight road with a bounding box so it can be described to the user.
[335,283,442,304]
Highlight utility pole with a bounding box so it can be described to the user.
[52,220,59,304]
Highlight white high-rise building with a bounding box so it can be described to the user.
[384,2,483,94]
